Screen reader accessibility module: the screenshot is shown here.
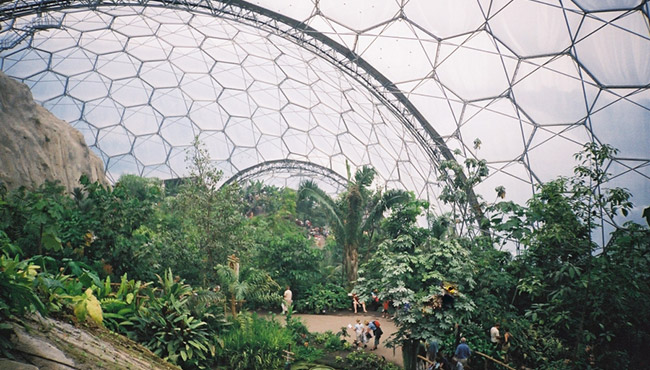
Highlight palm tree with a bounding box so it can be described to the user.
[298,163,411,286]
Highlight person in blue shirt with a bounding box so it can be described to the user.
[367,320,383,350]
[454,337,471,369]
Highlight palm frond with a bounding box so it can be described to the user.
[354,166,376,188]
[362,189,413,230]
[298,181,344,232]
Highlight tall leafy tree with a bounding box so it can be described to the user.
[355,199,475,370]
[172,137,250,286]
[298,163,410,286]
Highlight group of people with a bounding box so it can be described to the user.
[422,337,471,370]
[351,291,392,318]
[352,318,383,350]
[490,323,512,362]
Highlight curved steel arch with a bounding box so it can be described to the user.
[0,0,482,219]
[222,159,348,191]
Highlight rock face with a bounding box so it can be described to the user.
[0,71,108,192]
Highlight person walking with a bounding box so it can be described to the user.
[454,337,471,370]
[281,285,292,314]
[353,319,365,348]
[427,338,439,363]
[368,320,383,350]
[490,323,501,345]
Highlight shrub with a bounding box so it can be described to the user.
[294,283,349,314]
[0,243,47,358]
[132,270,216,369]
[215,312,293,370]
[340,350,400,370]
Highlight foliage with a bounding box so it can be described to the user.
[298,163,411,286]
[480,142,649,369]
[0,241,47,358]
[313,331,348,352]
[294,283,349,314]
[215,312,294,370]
[214,262,281,316]
[248,214,323,301]
[437,139,490,235]
[100,274,146,337]
[172,137,250,285]
[240,181,296,218]
[71,287,103,325]
[337,350,400,370]
[133,269,217,369]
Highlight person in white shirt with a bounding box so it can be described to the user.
[281,286,292,314]
[490,323,501,343]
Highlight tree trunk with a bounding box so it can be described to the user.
[402,338,419,370]
[230,292,237,317]
[344,242,358,286]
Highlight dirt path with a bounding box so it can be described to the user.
[294,311,403,368]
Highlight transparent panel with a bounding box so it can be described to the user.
[513,56,592,124]
[24,70,66,101]
[42,95,83,122]
[437,32,513,100]
[319,0,398,31]
[572,0,641,11]
[574,12,650,86]
[357,20,436,83]
[403,0,484,39]
[489,0,572,57]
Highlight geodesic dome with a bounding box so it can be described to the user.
[1,0,649,240]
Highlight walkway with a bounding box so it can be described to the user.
[293,311,403,368]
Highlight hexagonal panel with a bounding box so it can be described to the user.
[123,105,163,136]
[357,20,437,83]
[110,77,153,107]
[436,32,515,101]
[79,29,127,54]
[218,88,257,117]
[151,87,191,116]
[513,56,594,124]
[24,70,66,101]
[96,52,140,80]
[51,48,95,76]
[489,0,573,57]
[403,0,484,39]
[133,134,169,166]
[319,0,398,31]
[574,11,650,86]
[67,72,111,101]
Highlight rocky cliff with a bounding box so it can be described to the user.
[0,71,108,192]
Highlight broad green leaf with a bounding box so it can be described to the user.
[41,231,62,252]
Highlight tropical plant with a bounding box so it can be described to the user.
[248,214,323,299]
[214,261,281,316]
[215,312,294,370]
[338,350,401,370]
[437,139,490,236]
[298,162,410,286]
[0,242,47,358]
[132,269,216,369]
[293,283,349,314]
[354,194,477,370]
[172,137,250,286]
